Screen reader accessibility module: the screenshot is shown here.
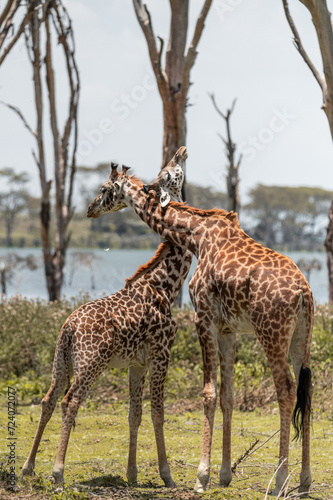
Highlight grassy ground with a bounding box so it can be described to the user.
[0,396,332,500]
[1,299,332,499]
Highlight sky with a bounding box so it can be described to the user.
[1,0,333,206]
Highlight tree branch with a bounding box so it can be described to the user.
[132,0,167,96]
[208,92,227,120]
[52,1,80,214]
[183,0,212,83]
[0,100,36,137]
[0,0,17,28]
[282,0,325,90]
[0,0,41,66]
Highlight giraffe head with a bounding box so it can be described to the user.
[87,163,131,218]
[142,146,187,207]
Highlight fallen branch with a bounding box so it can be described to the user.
[231,438,259,473]
[232,429,280,473]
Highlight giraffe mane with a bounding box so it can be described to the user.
[125,241,172,286]
[168,202,240,227]
[128,175,144,187]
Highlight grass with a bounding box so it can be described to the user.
[0,298,332,499]
[0,396,332,500]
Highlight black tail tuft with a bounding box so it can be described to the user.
[292,365,312,441]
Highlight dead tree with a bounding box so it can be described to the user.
[3,0,79,301]
[282,0,333,303]
[209,94,242,214]
[133,0,213,201]
[0,0,41,66]
[0,253,38,294]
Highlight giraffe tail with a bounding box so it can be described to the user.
[62,330,76,429]
[292,365,312,441]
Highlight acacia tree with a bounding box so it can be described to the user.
[133,0,213,200]
[209,94,242,214]
[2,0,79,301]
[282,0,333,302]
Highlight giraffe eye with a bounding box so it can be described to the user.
[101,187,107,194]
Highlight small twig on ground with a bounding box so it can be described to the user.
[232,429,280,473]
[231,438,259,473]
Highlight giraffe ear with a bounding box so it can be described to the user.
[114,180,122,194]
[160,187,171,208]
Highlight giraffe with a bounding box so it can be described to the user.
[22,238,192,486]
[87,147,314,498]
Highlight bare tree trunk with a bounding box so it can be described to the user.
[133,0,212,306]
[25,0,78,301]
[282,0,333,302]
[209,94,242,214]
[325,201,333,303]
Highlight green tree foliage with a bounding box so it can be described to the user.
[0,168,31,247]
[245,184,333,250]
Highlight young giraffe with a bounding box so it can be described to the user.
[22,237,192,486]
[87,147,313,497]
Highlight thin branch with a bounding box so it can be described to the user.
[183,0,212,82]
[282,0,324,91]
[0,0,41,66]
[209,92,226,120]
[52,1,80,213]
[0,100,36,137]
[217,132,228,148]
[0,0,17,29]
[231,438,260,473]
[132,0,167,95]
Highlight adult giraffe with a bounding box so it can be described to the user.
[87,147,313,497]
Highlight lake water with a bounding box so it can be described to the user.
[0,248,329,305]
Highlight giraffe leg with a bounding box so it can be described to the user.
[217,331,236,487]
[126,365,147,484]
[22,367,67,476]
[194,316,218,493]
[290,316,313,498]
[266,356,296,497]
[52,364,104,483]
[149,357,176,488]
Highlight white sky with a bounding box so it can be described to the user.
[1,0,333,204]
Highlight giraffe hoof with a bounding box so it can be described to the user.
[164,479,176,488]
[195,464,209,492]
[298,486,310,498]
[22,463,35,477]
[271,486,287,497]
[126,466,138,484]
[194,481,206,493]
[52,468,64,484]
[219,467,232,487]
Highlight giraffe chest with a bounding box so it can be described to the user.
[192,259,255,334]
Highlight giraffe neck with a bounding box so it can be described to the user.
[128,242,192,304]
[124,177,201,256]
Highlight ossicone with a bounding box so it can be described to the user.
[122,165,131,174]
[111,162,119,175]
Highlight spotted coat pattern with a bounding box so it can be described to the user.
[22,242,192,486]
[86,149,313,497]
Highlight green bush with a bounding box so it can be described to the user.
[0,295,89,379]
[0,296,332,408]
